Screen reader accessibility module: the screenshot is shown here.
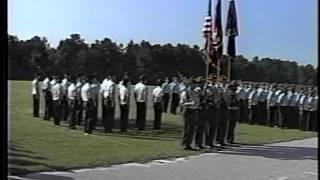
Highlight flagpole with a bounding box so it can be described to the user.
[227,56,231,81]
[217,58,220,80]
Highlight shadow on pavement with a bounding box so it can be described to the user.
[218,144,318,161]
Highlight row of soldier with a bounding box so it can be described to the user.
[31,72,318,149]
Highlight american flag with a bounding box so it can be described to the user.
[202,0,223,66]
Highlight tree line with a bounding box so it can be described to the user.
[8,34,317,85]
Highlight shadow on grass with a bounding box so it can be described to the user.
[218,144,318,161]
[59,117,184,141]
[8,145,74,178]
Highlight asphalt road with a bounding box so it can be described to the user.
[9,137,318,180]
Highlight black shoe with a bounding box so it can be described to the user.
[184,146,194,150]
[197,145,206,149]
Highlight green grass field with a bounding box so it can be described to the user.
[8,81,317,175]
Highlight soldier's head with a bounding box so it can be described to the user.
[34,73,41,79]
[63,73,69,79]
[139,75,145,83]
[156,78,162,87]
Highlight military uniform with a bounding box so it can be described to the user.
[51,81,61,125]
[81,82,94,134]
[170,80,180,114]
[119,83,130,132]
[299,93,311,131]
[267,88,281,127]
[204,83,222,147]
[75,79,83,125]
[101,79,117,133]
[287,90,300,128]
[257,87,268,125]
[277,91,289,128]
[248,87,259,124]
[152,85,164,130]
[180,85,200,149]
[195,85,208,148]
[32,77,40,117]
[227,86,240,144]
[42,77,51,120]
[161,80,171,113]
[60,77,70,121]
[217,84,231,145]
[309,94,318,131]
[134,81,148,130]
[236,84,247,123]
[67,82,77,129]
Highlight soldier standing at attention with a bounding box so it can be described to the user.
[277,87,289,128]
[75,75,83,125]
[248,85,259,125]
[180,79,200,150]
[51,76,62,125]
[218,78,232,146]
[42,74,51,120]
[81,76,94,134]
[100,74,109,123]
[195,78,209,149]
[267,85,281,127]
[101,72,117,133]
[161,77,171,113]
[235,81,247,123]
[32,73,41,117]
[49,75,58,121]
[206,76,222,148]
[179,78,188,113]
[118,78,130,132]
[299,88,311,131]
[243,83,253,123]
[257,84,268,125]
[227,82,240,144]
[288,87,300,128]
[90,74,100,130]
[309,90,318,131]
[152,79,164,130]
[134,75,148,130]
[60,73,70,121]
[67,76,77,129]
[170,77,180,114]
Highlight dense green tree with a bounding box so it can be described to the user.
[7,34,317,85]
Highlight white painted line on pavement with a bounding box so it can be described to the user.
[303,171,318,176]
[277,177,288,180]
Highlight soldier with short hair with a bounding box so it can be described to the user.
[67,76,77,129]
[205,76,221,148]
[161,77,171,113]
[248,85,259,125]
[42,74,51,120]
[101,72,117,133]
[267,85,281,127]
[227,82,240,144]
[51,76,62,125]
[278,87,289,128]
[152,79,164,130]
[60,73,70,121]
[309,90,318,131]
[118,78,130,132]
[81,76,94,134]
[180,78,200,150]
[170,77,180,114]
[134,75,148,130]
[32,73,41,117]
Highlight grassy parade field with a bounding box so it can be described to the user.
[8,81,317,175]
